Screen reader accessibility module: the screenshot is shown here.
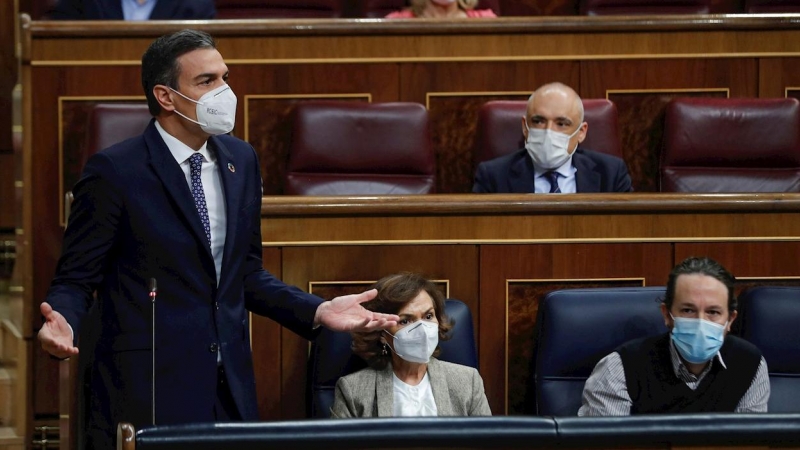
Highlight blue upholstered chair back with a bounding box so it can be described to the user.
[534,287,669,416]
[307,299,477,418]
[738,286,800,413]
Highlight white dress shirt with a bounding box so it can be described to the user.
[121,0,158,20]
[155,121,226,285]
[392,372,438,417]
[532,155,577,194]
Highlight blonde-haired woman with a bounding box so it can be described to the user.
[386,0,497,18]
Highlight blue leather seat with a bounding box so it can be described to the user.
[738,286,800,413]
[534,287,669,416]
[307,299,477,418]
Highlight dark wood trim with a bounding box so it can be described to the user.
[259,193,800,216]
[27,14,800,38]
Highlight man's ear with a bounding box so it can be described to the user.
[660,303,672,328]
[726,310,738,333]
[577,122,588,143]
[521,116,528,141]
[153,85,176,113]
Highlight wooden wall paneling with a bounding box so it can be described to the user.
[0,0,17,230]
[674,242,800,335]
[478,243,672,415]
[400,61,579,193]
[426,92,529,193]
[580,59,757,192]
[0,155,14,228]
[275,244,479,418]
[674,242,800,282]
[251,247,284,420]
[236,63,398,194]
[757,58,800,99]
[0,0,14,156]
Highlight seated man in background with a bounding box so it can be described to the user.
[387,0,497,18]
[331,272,491,417]
[50,0,215,20]
[579,257,770,416]
[472,82,632,193]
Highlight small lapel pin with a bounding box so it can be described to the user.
[228,162,235,173]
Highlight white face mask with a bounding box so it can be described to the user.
[525,124,581,170]
[170,84,237,135]
[385,320,439,364]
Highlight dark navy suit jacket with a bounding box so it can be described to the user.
[46,121,321,449]
[50,0,216,19]
[472,148,633,193]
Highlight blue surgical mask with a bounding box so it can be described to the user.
[670,314,727,364]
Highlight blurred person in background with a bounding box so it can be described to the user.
[49,0,216,20]
[386,0,496,18]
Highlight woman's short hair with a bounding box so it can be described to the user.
[351,272,453,370]
[410,0,479,16]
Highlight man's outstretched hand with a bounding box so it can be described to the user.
[38,302,79,359]
[314,289,399,332]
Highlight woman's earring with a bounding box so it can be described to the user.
[381,343,389,356]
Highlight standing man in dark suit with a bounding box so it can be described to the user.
[37,29,398,450]
[472,82,632,194]
[50,0,216,20]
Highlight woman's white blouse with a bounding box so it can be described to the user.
[392,372,438,416]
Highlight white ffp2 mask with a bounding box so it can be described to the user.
[525,125,581,170]
[385,320,439,364]
[170,84,237,135]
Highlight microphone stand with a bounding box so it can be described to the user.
[149,278,158,426]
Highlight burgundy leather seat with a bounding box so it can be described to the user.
[746,0,800,12]
[83,103,152,167]
[474,99,623,168]
[580,0,713,14]
[214,0,344,18]
[661,97,800,192]
[285,101,435,195]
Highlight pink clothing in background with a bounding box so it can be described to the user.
[385,9,497,18]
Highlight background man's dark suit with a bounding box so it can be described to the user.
[45,121,321,447]
[472,148,633,193]
[50,0,216,20]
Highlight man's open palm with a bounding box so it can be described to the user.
[38,302,79,359]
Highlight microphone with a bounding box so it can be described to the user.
[149,278,157,425]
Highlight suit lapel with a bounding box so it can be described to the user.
[509,151,537,193]
[144,121,213,260]
[100,0,124,19]
[149,0,178,19]
[428,358,453,416]
[376,364,394,417]
[573,149,601,193]
[209,137,242,288]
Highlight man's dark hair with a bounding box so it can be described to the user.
[141,29,216,116]
[664,256,736,312]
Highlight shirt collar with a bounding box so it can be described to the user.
[668,336,727,383]
[532,153,574,179]
[154,120,213,165]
